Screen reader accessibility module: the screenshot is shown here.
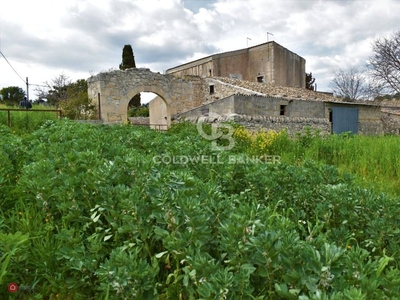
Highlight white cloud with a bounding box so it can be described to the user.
[1,0,399,98]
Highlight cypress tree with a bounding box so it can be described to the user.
[119,45,136,70]
[120,45,140,107]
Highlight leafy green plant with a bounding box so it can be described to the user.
[128,105,149,117]
[1,121,400,299]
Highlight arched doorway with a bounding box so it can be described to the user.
[87,68,200,126]
[126,91,169,130]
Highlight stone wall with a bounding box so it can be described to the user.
[178,114,331,136]
[149,96,168,127]
[87,68,205,125]
[128,117,149,125]
[233,115,331,135]
[382,113,400,135]
[381,106,400,135]
[180,94,327,119]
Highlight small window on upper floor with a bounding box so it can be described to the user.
[209,85,215,95]
[280,105,287,116]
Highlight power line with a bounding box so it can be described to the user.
[0,50,26,84]
[30,83,48,88]
[0,50,47,92]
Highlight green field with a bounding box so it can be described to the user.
[1,120,400,299]
[0,105,61,134]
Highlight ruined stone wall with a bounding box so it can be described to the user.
[87,68,205,124]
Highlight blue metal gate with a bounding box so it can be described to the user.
[331,107,359,134]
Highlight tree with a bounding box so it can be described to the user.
[119,45,136,70]
[35,73,71,106]
[119,45,141,107]
[369,31,400,94]
[0,86,25,106]
[329,67,367,101]
[58,79,97,120]
[305,72,315,91]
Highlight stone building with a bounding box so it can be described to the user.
[87,45,389,135]
[166,41,306,88]
[175,94,384,135]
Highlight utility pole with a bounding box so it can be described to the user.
[26,77,29,102]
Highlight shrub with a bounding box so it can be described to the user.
[128,105,149,117]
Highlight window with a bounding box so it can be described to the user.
[280,105,287,116]
[257,76,264,83]
[209,85,215,95]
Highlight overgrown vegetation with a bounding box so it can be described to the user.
[128,104,149,117]
[0,104,60,134]
[233,125,400,196]
[57,80,97,120]
[1,121,400,299]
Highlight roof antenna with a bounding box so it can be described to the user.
[267,32,274,42]
[247,37,251,48]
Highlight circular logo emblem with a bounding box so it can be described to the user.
[8,282,18,293]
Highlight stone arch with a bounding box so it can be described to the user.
[125,86,171,127]
[124,85,172,109]
[87,68,204,125]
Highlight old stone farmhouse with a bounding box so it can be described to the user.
[166,41,305,88]
[151,76,383,135]
[87,41,392,135]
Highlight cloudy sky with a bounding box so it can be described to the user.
[0,0,399,101]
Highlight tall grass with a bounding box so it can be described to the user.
[233,126,400,197]
[0,104,60,134]
[304,134,400,196]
